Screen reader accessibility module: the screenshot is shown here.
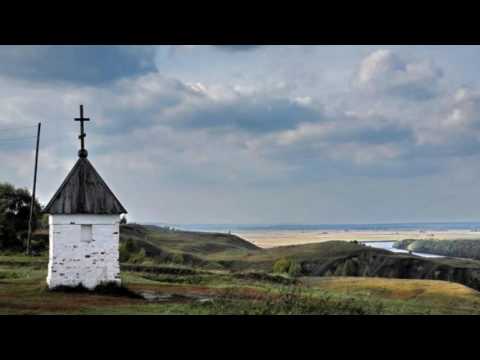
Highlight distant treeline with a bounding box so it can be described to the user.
[394,239,480,260]
[0,182,45,252]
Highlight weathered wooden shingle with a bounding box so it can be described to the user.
[43,158,127,215]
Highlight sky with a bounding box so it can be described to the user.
[2,45,480,224]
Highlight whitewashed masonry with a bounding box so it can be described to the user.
[47,215,121,289]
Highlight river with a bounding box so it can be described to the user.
[362,241,444,258]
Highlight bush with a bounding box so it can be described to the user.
[203,261,225,271]
[272,258,302,276]
[287,261,302,276]
[124,238,136,253]
[119,243,129,263]
[0,270,21,279]
[129,248,146,264]
[119,238,137,263]
[172,253,185,264]
[273,258,290,274]
[31,233,48,253]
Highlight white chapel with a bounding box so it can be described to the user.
[43,105,127,290]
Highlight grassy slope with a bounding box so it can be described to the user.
[121,225,386,270]
[3,224,480,314]
[121,225,480,285]
[210,241,383,268]
[121,224,260,266]
[2,262,480,314]
[122,224,258,252]
[302,277,480,315]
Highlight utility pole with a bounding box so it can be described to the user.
[26,122,41,256]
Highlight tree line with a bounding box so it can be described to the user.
[0,182,44,251]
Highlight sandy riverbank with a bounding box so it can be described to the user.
[235,229,480,249]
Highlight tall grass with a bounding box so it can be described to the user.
[204,285,385,315]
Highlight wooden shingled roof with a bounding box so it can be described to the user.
[43,158,127,215]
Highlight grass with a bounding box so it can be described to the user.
[2,259,480,314]
[301,277,480,315]
[120,225,480,286]
[4,224,480,314]
[119,224,259,267]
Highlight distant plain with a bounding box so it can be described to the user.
[234,229,480,248]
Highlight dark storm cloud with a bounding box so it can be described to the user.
[0,46,156,84]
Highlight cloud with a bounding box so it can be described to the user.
[354,49,443,100]
[0,46,156,85]
[443,87,480,129]
[4,45,480,223]
[169,95,323,133]
[408,86,480,158]
[243,110,418,179]
[213,45,262,52]
[0,63,456,193]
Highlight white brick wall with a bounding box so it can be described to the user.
[47,214,121,290]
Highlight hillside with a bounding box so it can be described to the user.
[120,224,261,267]
[395,239,480,260]
[4,224,480,314]
[120,224,480,292]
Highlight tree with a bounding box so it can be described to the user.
[0,182,42,250]
[120,215,127,224]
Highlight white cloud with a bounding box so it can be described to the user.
[4,46,480,223]
[355,49,443,100]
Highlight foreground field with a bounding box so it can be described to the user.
[3,224,480,314]
[2,258,480,314]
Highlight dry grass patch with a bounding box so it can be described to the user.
[301,276,480,313]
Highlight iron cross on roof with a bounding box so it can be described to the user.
[75,104,90,158]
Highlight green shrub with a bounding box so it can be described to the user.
[272,258,302,276]
[119,238,137,263]
[273,258,290,274]
[124,238,135,253]
[129,248,146,264]
[0,270,21,279]
[119,243,129,263]
[31,233,49,253]
[172,253,185,264]
[288,261,302,276]
[203,261,225,270]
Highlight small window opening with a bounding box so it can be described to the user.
[81,225,93,242]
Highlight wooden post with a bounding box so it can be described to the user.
[26,122,41,256]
